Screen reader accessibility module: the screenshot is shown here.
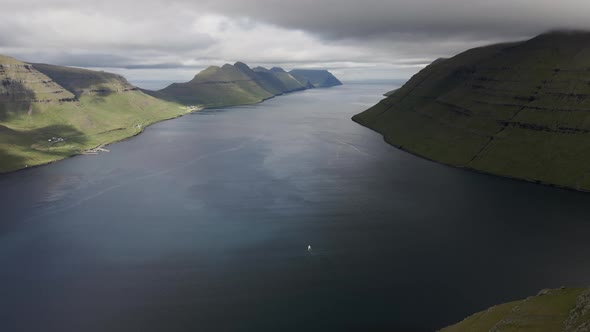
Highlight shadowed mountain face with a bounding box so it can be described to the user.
[289,69,343,88]
[32,63,136,97]
[252,66,310,93]
[353,31,590,191]
[0,55,76,120]
[153,62,342,107]
[0,80,35,121]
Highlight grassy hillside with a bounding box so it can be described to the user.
[154,63,275,107]
[0,57,342,173]
[0,57,188,173]
[441,288,590,332]
[254,66,306,92]
[289,69,343,88]
[152,62,342,108]
[353,31,590,191]
[33,63,134,97]
[234,62,285,95]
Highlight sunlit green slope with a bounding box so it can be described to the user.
[0,56,187,172]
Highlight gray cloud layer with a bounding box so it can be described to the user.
[199,0,590,38]
[1,0,590,80]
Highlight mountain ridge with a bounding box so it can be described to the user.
[150,62,342,107]
[0,56,342,173]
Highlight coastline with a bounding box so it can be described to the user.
[351,115,590,194]
[0,86,333,176]
[0,107,200,176]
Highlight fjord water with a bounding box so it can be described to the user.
[2,84,590,331]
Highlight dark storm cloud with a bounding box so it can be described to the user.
[197,0,590,41]
[2,0,590,79]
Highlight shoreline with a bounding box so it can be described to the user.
[351,116,590,194]
[0,86,337,176]
[0,108,200,176]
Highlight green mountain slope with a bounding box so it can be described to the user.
[0,56,187,173]
[254,66,306,92]
[234,62,285,95]
[154,63,275,107]
[441,288,590,332]
[0,56,342,173]
[353,31,590,191]
[33,63,135,97]
[152,62,342,107]
[289,69,343,88]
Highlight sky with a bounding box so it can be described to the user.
[2,0,590,83]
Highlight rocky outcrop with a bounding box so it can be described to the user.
[32,63,135,97]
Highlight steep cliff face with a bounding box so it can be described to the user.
[0,56,343,173]
[289,69,343,88]
[0,56,76,119]
[441,288,590,332]
[353,31,590,191]
[0,55,185,173]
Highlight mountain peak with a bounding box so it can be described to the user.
[233,61,251,70]
[252,66,270,72]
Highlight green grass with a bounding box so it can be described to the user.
[0,58,342,173]
[152,63,343,107]
[353,31,590,191]
[0,90,188,173]
[155,63,275,106]
[441,288,585,332]
[253,66,306,93]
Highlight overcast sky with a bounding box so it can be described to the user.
[2,0,590,83]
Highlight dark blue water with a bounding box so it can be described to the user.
[2,84,590,331]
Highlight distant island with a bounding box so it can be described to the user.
[145,61,341,107]
[353,31,590,192]
[0,56,341,173]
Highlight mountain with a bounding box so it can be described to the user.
[0,55,187,173]
[151,62,342,107]
[289,69,343,88]
[0,57,342,173]
[353,31,590,191]
[267,67,308,92]
[441,287,590,332]
[153,63,275,107]
[252,66,306,93]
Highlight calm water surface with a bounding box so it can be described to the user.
[2,84,590,331]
